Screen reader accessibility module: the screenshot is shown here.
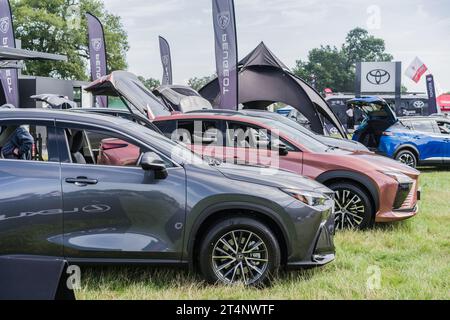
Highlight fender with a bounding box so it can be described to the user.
[394,143,420,158]
[186,201,291,270]
[316,170,380,212]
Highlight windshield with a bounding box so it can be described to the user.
[261,112,316,136]
[255,117,329,152]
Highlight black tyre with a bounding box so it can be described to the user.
[199,217,280,286]
[328,182,374,230]
[395,149,418,168]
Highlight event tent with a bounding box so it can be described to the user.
[199,42,347,137]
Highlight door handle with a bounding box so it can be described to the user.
[65,177,98,186]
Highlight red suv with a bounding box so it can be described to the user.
[153,111,420,230]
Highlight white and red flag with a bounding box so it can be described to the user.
[405,57,428,83]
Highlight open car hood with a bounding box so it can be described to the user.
[31,94,78,110]
[154,85,213,112]
[347,96,397,123]
[85,71,171,120]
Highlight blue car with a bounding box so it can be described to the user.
[351,97,450,168]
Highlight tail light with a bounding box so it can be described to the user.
[382,131,394,136]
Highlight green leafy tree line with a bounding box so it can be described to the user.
[11,0,129,81]
[293,27,393,92]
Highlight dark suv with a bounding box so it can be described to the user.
[0,109,335,286]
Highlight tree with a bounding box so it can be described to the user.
[188,75,215,91]
[294,46,353,93]
[342,28,393,67]
[11,0,129,80]
[293,28,393,92]
[138,76,160,91]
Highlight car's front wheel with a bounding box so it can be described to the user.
[328,182,374,230]
[199,217,280,286]
[395,150,418,168]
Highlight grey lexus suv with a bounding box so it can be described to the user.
[0,109,335,286]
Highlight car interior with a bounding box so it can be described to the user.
[63,129,142,167]
[227,122,271,149]
[437,121,450,134]
[354,119,392,149]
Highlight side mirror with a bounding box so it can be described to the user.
[273,142,289,156]
[140,152,168,179]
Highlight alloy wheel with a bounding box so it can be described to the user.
[334,189,366,230]
[398,153,416,168]
[211,230,269,285]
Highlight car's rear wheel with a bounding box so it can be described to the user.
[395,150,418,168]
[199,217,280,286]
[328,182,374,230]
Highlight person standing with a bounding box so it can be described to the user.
[1,126,34,160]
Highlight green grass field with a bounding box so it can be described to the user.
[76,169,450,300]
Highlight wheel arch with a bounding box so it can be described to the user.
[187,203,290,272]
[316,170,379,213]
[394,144,420,160]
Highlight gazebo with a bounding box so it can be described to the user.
[199,42,346,137]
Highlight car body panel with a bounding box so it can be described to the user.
[240,109,370,152]
[0,109,335,270]
[153,113,420,223]
[354,105,450,165]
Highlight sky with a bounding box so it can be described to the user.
[103,0,450,93]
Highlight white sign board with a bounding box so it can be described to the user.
[360,62,397,93]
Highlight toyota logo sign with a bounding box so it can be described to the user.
[413,100,425,109]
[366,69,391,85]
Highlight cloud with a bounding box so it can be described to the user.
[103,0,450,91]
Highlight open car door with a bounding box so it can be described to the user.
[84,71,171,120]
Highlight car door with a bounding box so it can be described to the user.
[56,121,186,262]
[224,121,303,174]
[412,120,445,164]
[436,120,450,164]
[0,120,63,257]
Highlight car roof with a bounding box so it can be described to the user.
[157,109,268,123]
[71,107,132,115]
[0,108,134,127]
[400,116,449,122]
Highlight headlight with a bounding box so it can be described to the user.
[379,170,413,184]
[281,188,330,207]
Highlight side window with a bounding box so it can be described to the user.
[227,121,264,148]
[0,123,57,162]
[226,121,297,152]
[437,121,450,134]
[154,120,177,139]
[401,120,413,129]
[61,126,172,168]
[412,121,436,134]
[176,120,221,146]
